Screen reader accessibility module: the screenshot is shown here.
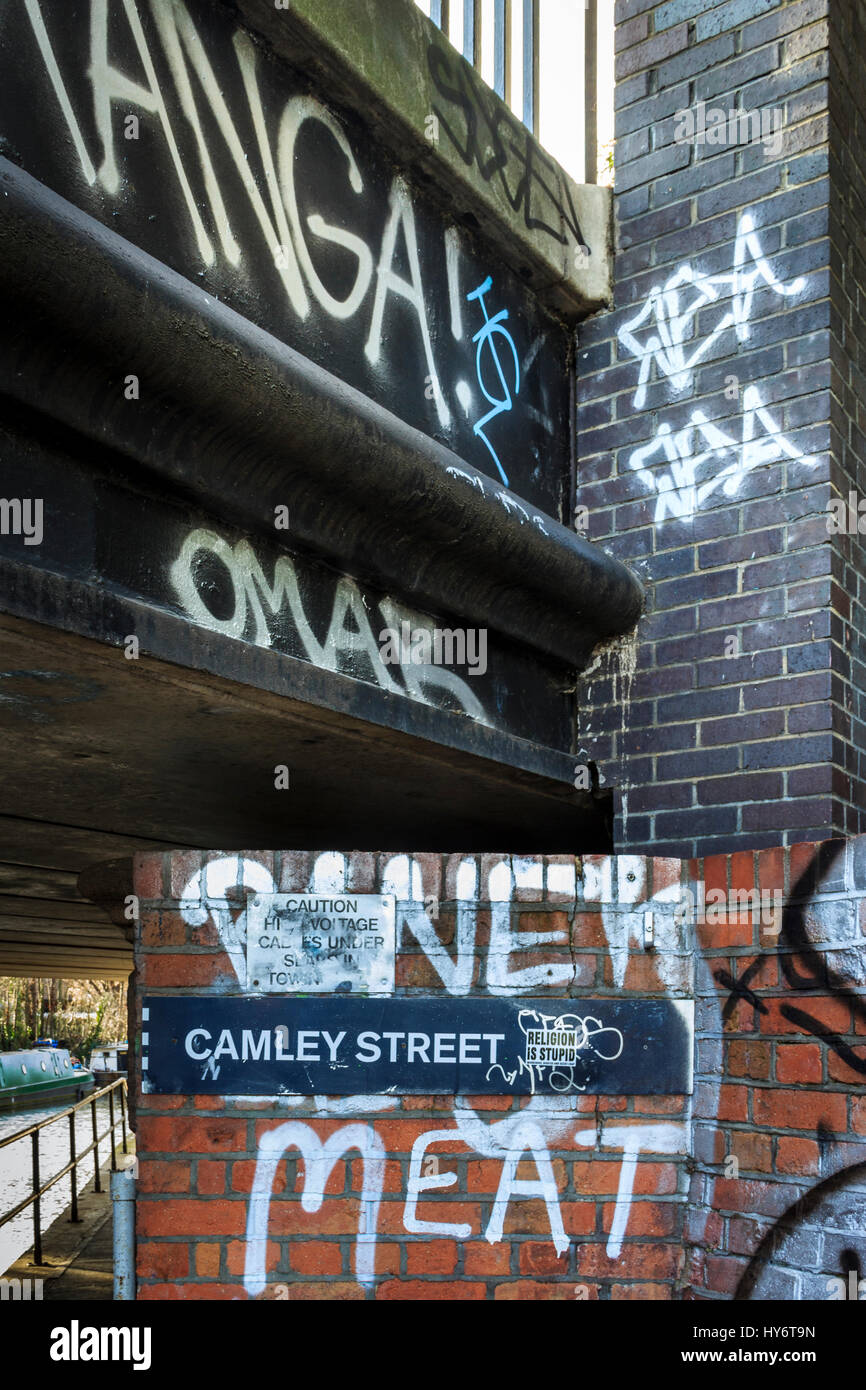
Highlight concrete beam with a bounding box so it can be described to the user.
[0,161,641,671]
[0,606,611,977]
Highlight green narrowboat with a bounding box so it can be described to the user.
[0,1048,95,1110]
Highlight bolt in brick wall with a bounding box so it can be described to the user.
[576,0,866,858]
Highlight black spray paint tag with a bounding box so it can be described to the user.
[141,995,694,1096]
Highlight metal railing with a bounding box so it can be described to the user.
[424,0,599,181]
[0,1078,128,1266]
[428,0,539,132]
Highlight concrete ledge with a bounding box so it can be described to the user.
[232,0,613,317]
[0,160,641,670]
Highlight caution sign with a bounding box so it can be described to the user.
[245,894,395,994]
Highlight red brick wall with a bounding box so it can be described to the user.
[131,841,866,1301]
[686,836,866,1300]
[132,850,693,1300]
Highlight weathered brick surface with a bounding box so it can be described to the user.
[577,0,864,859]
[133,849,694,1300]
[133,837,866,1301]
[686,835,866,1300]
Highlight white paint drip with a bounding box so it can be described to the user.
[581,629,639,840]
[574,1121,688,1259]
[244,1122,384,1292]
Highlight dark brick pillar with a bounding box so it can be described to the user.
[829,0,866,845]
[576,0,864,857]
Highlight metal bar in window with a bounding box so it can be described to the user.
[584,0,598,183]
[430,0,449,29]
[494,0,511,100]
[463,0,477,64]
[522,0,539,135]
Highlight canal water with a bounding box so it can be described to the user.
[0,1094,118,1274]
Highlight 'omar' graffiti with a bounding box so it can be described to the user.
[169,530,491,724]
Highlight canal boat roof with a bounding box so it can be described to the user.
[0,1048,77,1082]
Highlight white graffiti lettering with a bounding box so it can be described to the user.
[169,529,489,723]
[176,851,706,1289]
[245,1122,385,1290]
[617,213,816,522]
[23,0,527,454]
